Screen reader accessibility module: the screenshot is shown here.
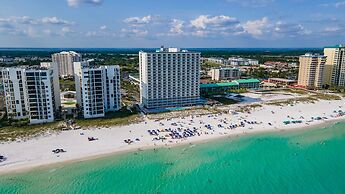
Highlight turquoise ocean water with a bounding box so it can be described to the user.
[1,122,345,194]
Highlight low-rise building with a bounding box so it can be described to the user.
[200,78,260,95]
[268,78,297,86]
[209,67,241,81]
[128,74,140,85]
[204,57,226,65]
[0,57,14,65]
[228,57,259,66]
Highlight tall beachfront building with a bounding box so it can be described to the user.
[323,44,345,87]
[297,53,326,88]
[1,63,61,124]
[139,46,201,110]
[52,51,82,77]
[74,60,121,119]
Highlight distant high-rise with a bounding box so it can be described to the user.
[298,53,326,88]
[52,51,82,77]
[74,60,121,119]
[1,63,61,124]
[323,44,345,87]
[139,46,201,110]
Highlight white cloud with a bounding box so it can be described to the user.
[189,15,243,37]
[121,29,148,37]
[191,30,210,37]
[61,27,74,35]
[67,0,103,7]
[43,29,53,36]
[41,17,73,25]
[242,17,269,36]
[24,27,37,38]
[0,16,36,25]
[0,16,73,26]
[169,19,184,35]
[0,13,317,41]
[274,21,311,37]
[322,26,345,35]
[324,27,341,33]
[85,27,114,37]
[0,22,15,31]
[85,31,98,37]
[335,1,345,7]
[123,15,156,27]
[190,15,239,29]
[320,1,345,8]
[12,16,37,24]
[226,0,275,7]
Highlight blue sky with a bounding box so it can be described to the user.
[0,0,344,48]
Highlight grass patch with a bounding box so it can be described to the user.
[76,108,142,128]
[0,108,142,141]
[311,93,342,100]
[202,61,223,69]
[59,78,76,91]
[210,96,238,105]
[0,121,61,142]
[248,104,263,109]
[62,101,77,105]
[121,80,140,106]
[265,96,317,106]
[283,88,308,95]
[260,88,308,95]
[229,88,248,94]
[236,103,263,113]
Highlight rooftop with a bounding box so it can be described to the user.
[200,78,260,88]
[55,51,81,55]
[268,78,296,82]
[1,65,51,71]
[211,67,239,70]
[140,46,199,53]
[200,82,239,88]
[234,79,260,84]
[324,44,345,49]
[300,53,326,58]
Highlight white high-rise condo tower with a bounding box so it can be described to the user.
[1,63,61,124]
[74,60,121,119]
[52,51,82,77]
[139,46,201,110]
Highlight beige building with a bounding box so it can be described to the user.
[210,67,240,81]
[298,53,326,88]
[323,45,345,87]
[52,51,82,77]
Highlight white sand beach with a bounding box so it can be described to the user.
[0,92,345,174]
